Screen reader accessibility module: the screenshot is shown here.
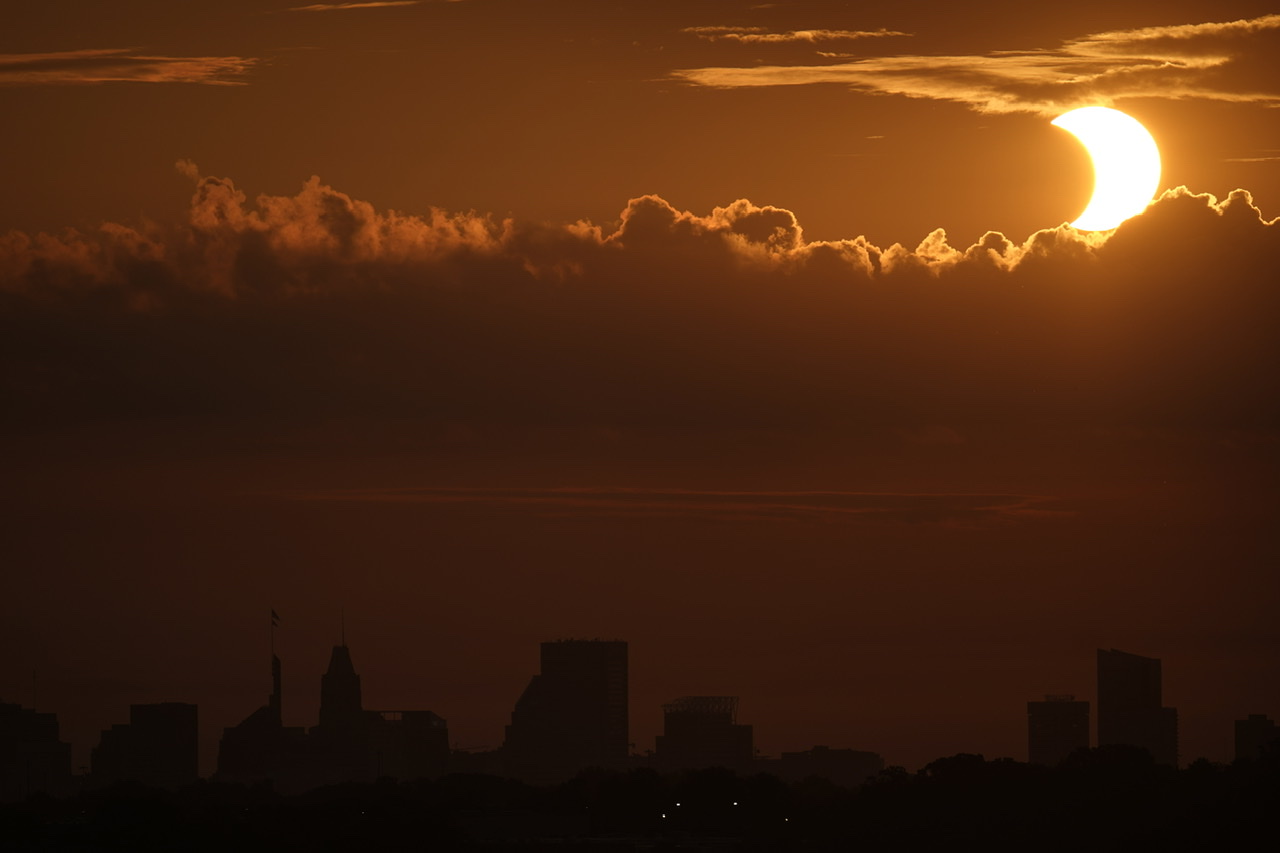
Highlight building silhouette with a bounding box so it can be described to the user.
[503,639,628,782]
[773,745,884,787]
[654,696,753,772]
[218,641,448,791]
[1234,714,1279,762]
[0,701,72,801]
[218,651,317,790]
[1027,694,1089,766]
[1097,648,1178,766]
[92,702,198,789]
[309,642,375,785]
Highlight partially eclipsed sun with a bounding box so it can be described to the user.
[1052,106,1161,232]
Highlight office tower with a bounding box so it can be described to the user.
[504,639,628,782]
[92,702,198,788]
[0,701,73,801]
[654,696,753,771]
[319,643,365,731]
[217,651,307,788]
[1096,648,1178,766]
[1027,694,1089,766]
[310,641,376,785]
[1234,714,1279,762]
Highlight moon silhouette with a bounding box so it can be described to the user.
[1051,106,1161,231]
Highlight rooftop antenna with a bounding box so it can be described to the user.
[341,608,346,647]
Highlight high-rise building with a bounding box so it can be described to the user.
[503,639,628,782]
[0,702,73,801]
[310,642,376,785]
[319,644,364,731]
[217,653,308,789]
[1097,648,1178,766]
[92,702,198,788]
[1027,694,1089,766]
[654,696,753,771]
[1234,714,1279,762]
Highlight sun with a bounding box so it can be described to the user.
[1051,107,1162,231]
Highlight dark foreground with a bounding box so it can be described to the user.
[3,748,1277,852]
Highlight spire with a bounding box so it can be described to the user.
[270,654,282,724]
[341,608,346,647]
[319,640,363,729]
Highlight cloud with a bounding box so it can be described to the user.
[288,1,424,10]
[0,49,258,86]
[674,14,1280,115]
[284,485,1064,527]
[0,164,1277,435]
[682,26,910,44]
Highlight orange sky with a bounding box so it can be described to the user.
[1,1,1278,775]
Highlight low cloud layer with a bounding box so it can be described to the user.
[287,485,1063,527]
[1,163,1277,436]
[0,49,258,86]
[288,1,424,11]
[682,26,910,45]
[674,14,1280,114]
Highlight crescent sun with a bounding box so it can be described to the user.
[1051,106,1162,232]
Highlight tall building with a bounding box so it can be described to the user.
[310,642,376,785]
[1234,714,1279,762]
[319,644,364,731]
[92,702,198,789]
[654,696,753,771]
[0,701,73,801]
[217,653,308,789]
[1097,648,1178,766]
[1027,695,1089,766]
[220,637,450,791]
[504,639,628,782]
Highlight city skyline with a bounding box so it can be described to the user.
[3,0,1278,795]
[2,624,1261,783]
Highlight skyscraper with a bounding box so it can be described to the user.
[1027,694,1089,766]
[217,648,308,789]
[1096,648,1178,766]
[318,643,364,731]
[503,639,628,782]
[311,642,375,785]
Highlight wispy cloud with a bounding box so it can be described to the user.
[683,26,910,44]
[674,14,1280,115]
[288,1,423,10]
[0,49,258,86]
[285,485,1066,526]
[1225,150,1280,163]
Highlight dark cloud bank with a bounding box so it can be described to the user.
[2,163,1278,437]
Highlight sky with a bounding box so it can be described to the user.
[1,0,1278,776]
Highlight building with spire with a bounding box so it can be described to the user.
[217,651,308,789]
[219,618,449,790]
